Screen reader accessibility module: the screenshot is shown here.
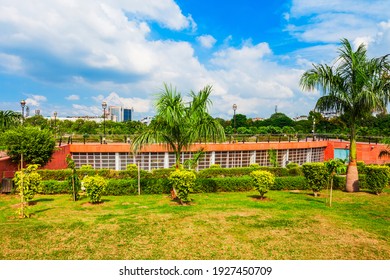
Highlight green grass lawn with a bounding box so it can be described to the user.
[0,189,389,260]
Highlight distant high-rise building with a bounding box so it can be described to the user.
[108,106,133,122]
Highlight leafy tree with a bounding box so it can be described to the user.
[232,113,248,129]
[24,115,50,129]
[324,159,347,206]
[66,155,81,201]
[300,38,390,192]
[13,164,42,218]
[0,110,21,132]
[132,84,226,168]
[82,175,107,204]
[250,170,275,199]
[267,112,294,128]
[0,126,56,166]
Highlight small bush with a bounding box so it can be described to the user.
[126,164,138,171]
[82,175,107,204]
[194,177,253,193]
[302,163,328,196]
[168,170,196,203]
[39,180,69,194]
[250,170,275,199]
[104,179,138,195]
[273,176,308,190]
[210,164,221,168]
[365,165,390,195]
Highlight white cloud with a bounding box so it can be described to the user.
[66,95,80,101]
[25,95,47,107]
[197,35,217,48]
[0,53,24,73]
[93,92,152,113]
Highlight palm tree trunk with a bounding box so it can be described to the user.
[346,125,359,192]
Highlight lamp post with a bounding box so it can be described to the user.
[232,104,237,144]
[232,104,237,134]
[102,101,107,143]
[312,119,316,141]
[53,111,57,140]
[20,100,26,124]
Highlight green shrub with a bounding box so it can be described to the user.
[82,175,107,204]
[37,169,72,180]
[142,178,171,194]
[168,170,196,203]
[13,164,42,201]
[126,164,138,171]
[302,163,328,196]
[210,164,221,168]
[80,164,93,170]
[194,177,253,193]
[365,165,390,195]
[39,180,69,194]
[286,162,299,169]
[104,179,138,195]
[357,161,366,174]
[273,176,308,190]
[250,170,275,198]
[249,163,260,168]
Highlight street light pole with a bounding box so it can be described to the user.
[53,111,57,141]
[20,100,26,124]
[102,101,107,143]
[232,104,237,143]
[312,119,316,141]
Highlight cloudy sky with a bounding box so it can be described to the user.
[1,0,390,120]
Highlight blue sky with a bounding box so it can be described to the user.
[1,0,390,120]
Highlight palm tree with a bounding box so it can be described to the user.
[300,38,390,192]
[0,110,21,132]
[131,83,226,169]
[379,138,390,159]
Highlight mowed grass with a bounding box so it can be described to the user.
[0,189,389,260]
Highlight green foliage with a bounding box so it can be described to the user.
[302,163,328,196]
[66,155,81,201]
[194,177,252,193]
[210,164,221,168]
[268,149,278,167]
[80,164,93,170]
[13,164,42,201]
[82,175,107,204]
[273,176,308,190]
[286,162,299,169]
[1,126,55,166]
[365,165,390,195]
[0,110,21,132]
[104,179,138,195]
[249,163,260,168]
[39,180,69,194]
[168,169,196,203]
[126,164,138,171]
[250,170,275,198]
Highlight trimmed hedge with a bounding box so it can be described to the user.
[365,165,390,194]
[197,166,302,178]
[273,176,308,190]
[39,180,69,194]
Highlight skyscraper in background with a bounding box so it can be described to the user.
[108,106,133,122]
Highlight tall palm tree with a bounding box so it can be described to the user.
[0,110,21,132]
[300,38,390,192]
[131,83,226,169]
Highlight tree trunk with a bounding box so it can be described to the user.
[346,161,359,192]
[346,124,359,192]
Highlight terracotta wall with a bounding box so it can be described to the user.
[1,141,389,178]
[0,145,70,179]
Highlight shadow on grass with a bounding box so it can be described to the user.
[33,198,54,203]
[247,194,270,201]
